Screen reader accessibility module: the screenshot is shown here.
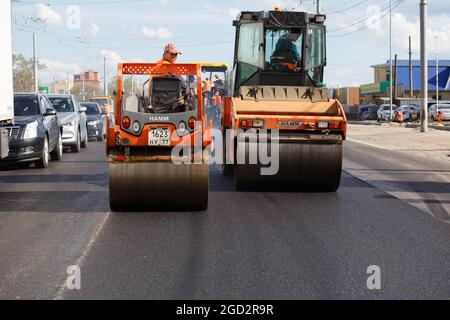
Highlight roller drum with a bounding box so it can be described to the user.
[109,161,209,212]
[233,141,343,192]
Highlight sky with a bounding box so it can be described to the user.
[10,0,450,88]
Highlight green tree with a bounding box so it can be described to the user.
[12,54,46,92]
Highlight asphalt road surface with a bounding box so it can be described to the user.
[0,137,449,300]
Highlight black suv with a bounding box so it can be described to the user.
[0,93,63,168]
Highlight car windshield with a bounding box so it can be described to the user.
[82,104,100,115]
[91,99,108,105]
[14,97,40,116]
[383,106,397,111]
[48,97,75,112]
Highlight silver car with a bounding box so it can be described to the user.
[377,104,398,121]
[47,94,88,152]
[429,104,450,121]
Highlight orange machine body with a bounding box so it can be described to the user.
[106,63,212,161]
[222,96,347,143]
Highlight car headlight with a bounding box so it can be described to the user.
[63,121,75,127]
[23,122,38,140]
[88,120,99,126]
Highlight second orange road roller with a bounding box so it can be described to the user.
[106,63,212,211]
[221,8,347,191]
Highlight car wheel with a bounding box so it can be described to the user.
[71,130,81,153]
[50,132,63,161]
[35,136,49,168]
[81,128,88,148]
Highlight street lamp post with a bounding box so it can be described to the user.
[389,0,393,121]
[420,0,428,132]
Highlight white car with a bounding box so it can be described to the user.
[47,94,88,153]
[377,104,398,121]
[429,104,450,121]
[394,105,418,122]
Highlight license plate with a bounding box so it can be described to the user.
[148,127,171,146]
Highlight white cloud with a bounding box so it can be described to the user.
[141,26,173,39]
[101,50,124,75]
[89,22,100,37]
[227,8,240,19]
[376,13,450,57]
[34,3,63,26]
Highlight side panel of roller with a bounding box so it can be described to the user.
[233,140,343,192]
[109,162,209,212]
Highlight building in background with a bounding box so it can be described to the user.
[361,60,450,104]
[73,69,101,101]
[74,70,100,88]
[333,87,360,106]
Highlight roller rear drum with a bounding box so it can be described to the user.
[109,161,209,212]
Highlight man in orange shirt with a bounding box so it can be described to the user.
[158,43,182,64]
[203,77,212,105]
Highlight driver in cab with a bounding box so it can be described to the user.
[271,29,302,72]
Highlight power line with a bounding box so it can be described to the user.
[325,0,370,15]
[12,0,155,6]
[328,0,404,38]
[328,0,403,34]
[36,39,234,50]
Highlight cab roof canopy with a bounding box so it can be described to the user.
[195,62,228,73]
[233,10,325,27]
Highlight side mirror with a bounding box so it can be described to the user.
[79,107,87,113]
[45,108,57,116]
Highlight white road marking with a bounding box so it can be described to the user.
[53,211,111,300]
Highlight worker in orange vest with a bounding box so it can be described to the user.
[157,43,182,64]
[203,78,212,105]
[211,91,222,107]
[438,111,443,125]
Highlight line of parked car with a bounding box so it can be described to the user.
[345,102,450,123]
[0,93,108,169]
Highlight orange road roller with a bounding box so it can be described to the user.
[106,63,212,211]
[221,9,347,192]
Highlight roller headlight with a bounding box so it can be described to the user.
[132,121,141,133]
[178,121,187,132]
[23,122,38,140]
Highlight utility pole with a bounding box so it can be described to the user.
[131,75,134,95]
[436,34,439,108]
[33,32,38,93]
[316,0,320,14]
[409,36,413,98]
[394,54,398,99]
[82,71,85,102]
[67,73,71,94]
[104,56,107,96]
[420,0,428,132]
[389,0,393,120]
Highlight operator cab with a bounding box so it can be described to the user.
[135,76,196,114]
[232,9,327,94]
